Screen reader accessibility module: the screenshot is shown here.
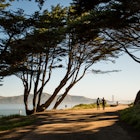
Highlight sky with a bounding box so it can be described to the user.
[0,0,140,102]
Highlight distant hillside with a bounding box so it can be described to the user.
[0,96,4,99]
[0,93,96,104]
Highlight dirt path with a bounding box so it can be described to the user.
[0,105,139,140]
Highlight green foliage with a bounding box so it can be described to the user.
[0,0,45,10]
[0,114,36,131]
[0,4,67,77]
[120,105,140,130]
[0,0,12,10]
[0,114,21,119]
[1,0,139,114]
[72,103,96,109]
[71,0,110,16]
[70,0,140,57]
[72,102,110,110]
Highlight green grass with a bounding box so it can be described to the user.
[0,114,37,131]
[119,105,140,130]
[72,103,98,109]
[72,103,110,110]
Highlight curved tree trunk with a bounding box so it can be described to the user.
[53,83,74,109]
[38,85,65,112]
[40,65,72,111]
[53,92,67,109]
[53,62,89,109]
[36,88,45,112]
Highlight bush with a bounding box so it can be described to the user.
[120,105,140,130]
[72,103,110,110]
[72,103,96,109]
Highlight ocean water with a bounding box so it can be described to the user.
[0,103,77,116]
[0,104,26,116]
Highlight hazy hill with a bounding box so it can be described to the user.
[0,96,4,99]
[0,93,96,104]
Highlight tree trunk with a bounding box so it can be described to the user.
[40,72,70,110]
[39,55,73,110]
[33,93,37,113]
[24,88,34,115]
[53,83,74,109]
[36,88,45,112]
[53,92,67,109]
[40,84,66,111]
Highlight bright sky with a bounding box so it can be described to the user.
[0,0,140,101]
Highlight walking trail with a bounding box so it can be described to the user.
[0,105,139,140]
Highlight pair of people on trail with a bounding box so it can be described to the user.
[96,97,106,110]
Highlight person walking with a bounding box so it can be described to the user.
[102,97,106,110]
[96,97,100,110]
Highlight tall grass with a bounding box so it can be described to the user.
[119,105,140,130]
[0,114,36,131]
[72,103,110,110]
[72,103,98,109]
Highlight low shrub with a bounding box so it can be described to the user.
[72,103,110,110]
[72,103,97,109]
[119,105,140,130]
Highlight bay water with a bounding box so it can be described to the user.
[0,104,26,116]
[0,103,77,116]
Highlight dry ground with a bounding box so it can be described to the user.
[0,105,139,140]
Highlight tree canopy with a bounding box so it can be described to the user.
[0,0,139,115]
[70,0,140,62]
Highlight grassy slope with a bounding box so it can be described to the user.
[0,114,36,131]
[72,103,110,109]
[119,105,140,130]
